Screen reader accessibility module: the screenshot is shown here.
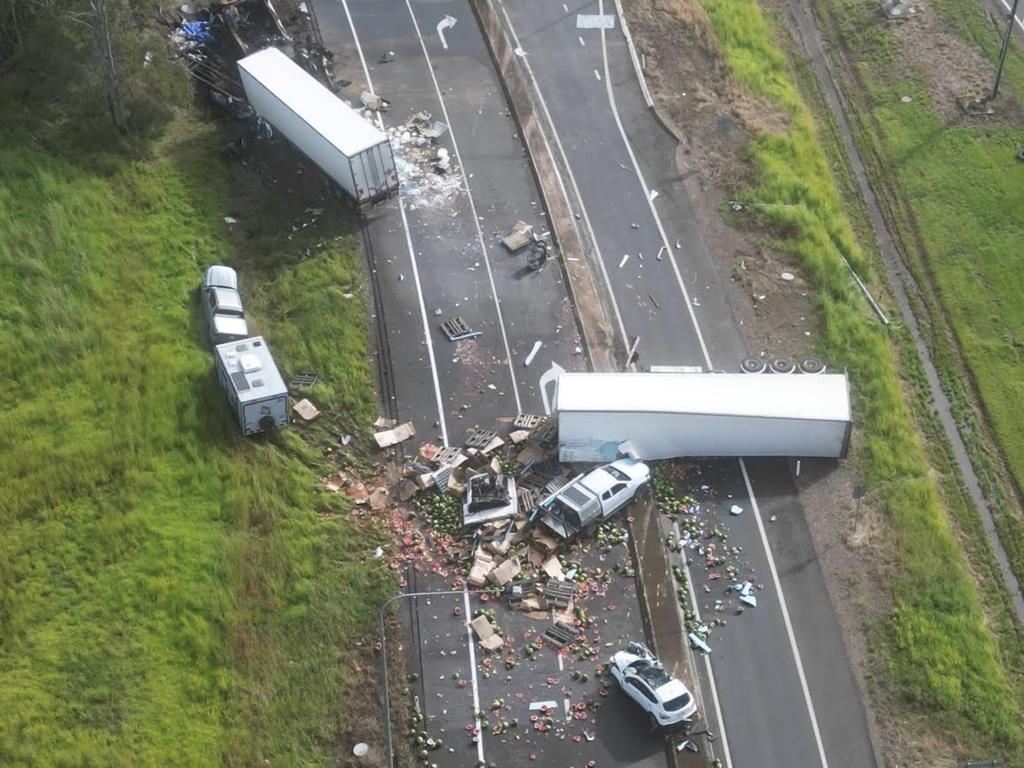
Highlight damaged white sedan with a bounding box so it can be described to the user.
[609,642,698,727]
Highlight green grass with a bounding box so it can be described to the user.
[0,116,391,766]
[697,0,1024,754]
[820,0,1024,581]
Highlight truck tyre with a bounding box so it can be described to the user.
[798,356,826,374]
[768,357,794,374]
[740,356,766,374]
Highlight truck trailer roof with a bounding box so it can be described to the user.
[214,336,287,404]
[237,47,388,156]
[554,372,851,423]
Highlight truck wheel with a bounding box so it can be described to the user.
[768,357,794,374]
[740,356,766,374]
[798,356,826,374]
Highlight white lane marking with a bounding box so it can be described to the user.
[500,2,829,764]
[436,14,457,49]
[399,199,450,446]
[402,0,523,413]
[339,0,449,446]
[495,1,630,350]
[739,458,830,768]
[598,0,712,371]
[996,0,1024,31]
[462,589,486,764]
[339,0,372,87]
[675,522,733,768]
[578,35,586,46]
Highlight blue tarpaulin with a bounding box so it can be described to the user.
[181,20,214,45]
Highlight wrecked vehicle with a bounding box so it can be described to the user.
[537,459,649,541]
[237,47,399,208]
[463,472,518,528]
[201,266,249,345]
[609,642,697,727]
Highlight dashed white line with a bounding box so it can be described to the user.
[740,458,830,768]
[401,0,524,414]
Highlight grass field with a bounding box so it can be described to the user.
[697,0,1024,755]
[0,114,391,766]
[820,0,1024,609]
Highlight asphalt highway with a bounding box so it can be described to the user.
[313,0,586,444]
[311,1,666,766]
[309,0,878,766]
[494,2,876,767]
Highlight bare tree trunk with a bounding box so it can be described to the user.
[90,0,126,132]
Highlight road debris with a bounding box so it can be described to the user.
[524,340,543,367]
[292,397,320,421]
[373,421,416,448]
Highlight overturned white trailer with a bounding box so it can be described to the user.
[237,47,399,207]
[552,372,852,462]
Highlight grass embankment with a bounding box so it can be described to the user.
[820,0,1024,619]
[0,118,390,765]
[697,0,1024,754]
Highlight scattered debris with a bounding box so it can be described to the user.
[501,220,534,252]
[780,271,795,281]
[288,371,319,390]
[360,90,391,111]
[524,340,543,367]
[374,421,416,448]
[729,504,743,516]
[292,397,320,421]
[463,473,518,527]
[469,613,504,650]
[440,316,481,341]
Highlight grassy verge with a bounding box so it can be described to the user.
[818,0,1024,588]
[697,0,1024,755]
[0,112,391,765]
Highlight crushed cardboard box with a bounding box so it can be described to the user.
[468,551,496,587]
[469,614,504,650]
[368,487,389,510]
[346,482,369,505]
[374,421,415,448]
[488,557,521,586]
[292,398,320,421]
[541,555,564,580]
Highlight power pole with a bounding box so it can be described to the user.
[970,0,1021,109]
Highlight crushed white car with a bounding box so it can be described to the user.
[609,642,698,727]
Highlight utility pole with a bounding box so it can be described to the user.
[970,0,1021,109]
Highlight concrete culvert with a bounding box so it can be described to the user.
[768,357,795,374]
[740,356,766,373]
[798,356,826,374]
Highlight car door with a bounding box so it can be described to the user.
[600,483,629,517]
[623,675,658,714]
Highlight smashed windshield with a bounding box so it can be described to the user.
[631,659,671,688]
[605,466,630,482]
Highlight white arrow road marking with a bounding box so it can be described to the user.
[436,14,457,49]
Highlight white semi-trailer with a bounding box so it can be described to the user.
[237,47,398,207]
[552,371,852,462]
